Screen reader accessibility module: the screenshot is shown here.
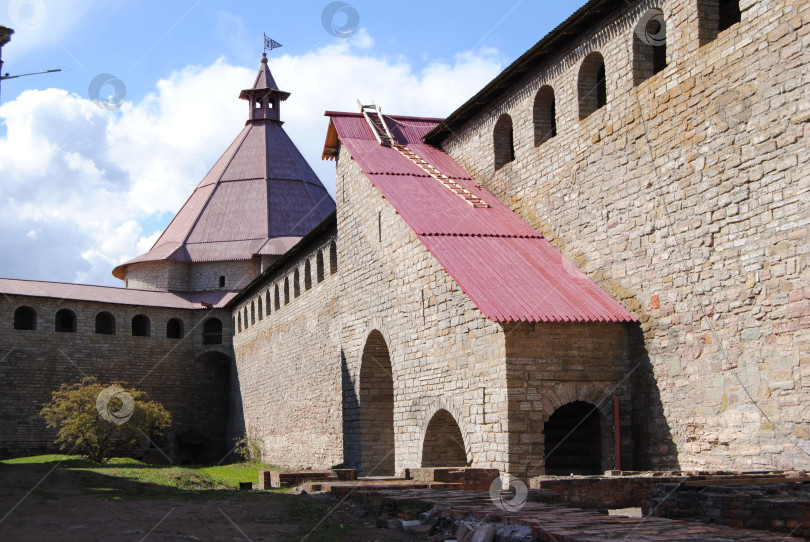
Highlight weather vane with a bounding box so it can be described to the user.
[263,33,282,53]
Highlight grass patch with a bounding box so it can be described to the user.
[2,455,286,496]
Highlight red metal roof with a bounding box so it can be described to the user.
[0,278,235,309]
[325,113,637,324]
[113,62,334,280]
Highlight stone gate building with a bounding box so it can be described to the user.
[1,0,808,478]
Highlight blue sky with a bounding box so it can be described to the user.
[0,0,586,286]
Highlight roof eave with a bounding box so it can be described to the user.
[423,0,619,146]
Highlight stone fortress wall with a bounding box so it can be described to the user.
[231,226,343,470]
[0,294,234,462]
[439,0,810,470]
[124,260,258,293]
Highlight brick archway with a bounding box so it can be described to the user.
[539,383,614,475]
[359,330,395,476]
[544,401,602,475]
[421,409,468,468]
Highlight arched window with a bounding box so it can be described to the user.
[634,9,667,86]
[55,308,76,333]
[304,260,312,290]
[316,250,325,282]
[533,86,556,146]
[329,241,337,275]
[719,0,741,32]
[493,114,515,170]
[203,318,223,345]
[243,307,248,328]
[257,297,263,321]
[166,318,184,339]
[265,290,271,316]
[284,277,290,305]
[13,306,36,330]
[578,52,607,119]
[132,315,150,337]
[250,301,256,325]
[274,284,280,310]
[293,269,301,298]
[699,0,741,45]
[237,313,242,333]
[95,312,116,335]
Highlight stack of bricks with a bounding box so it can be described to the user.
[645,481,810,538]
[529,473,689,509]
[405,468,499,490]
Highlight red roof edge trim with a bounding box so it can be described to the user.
[324,111,446,123]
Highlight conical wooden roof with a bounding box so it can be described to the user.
[113,56,334,279]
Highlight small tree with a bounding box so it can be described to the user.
[40,377,172,464]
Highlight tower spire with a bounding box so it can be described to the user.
[238,52,290,125]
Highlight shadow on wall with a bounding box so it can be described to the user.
[341,349,361,469]
[227,357,245,462]
[629,322,679,470]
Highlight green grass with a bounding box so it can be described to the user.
[2,454,285,492]
[1,455,349,540]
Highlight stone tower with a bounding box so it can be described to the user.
[113,53,335,292]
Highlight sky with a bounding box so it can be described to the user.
[0,0,586,287]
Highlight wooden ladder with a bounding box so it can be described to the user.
[393,144,489,208]
[358,100,395,147]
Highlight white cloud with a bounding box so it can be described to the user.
[0,32,504,286]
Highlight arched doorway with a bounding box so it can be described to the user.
[176,351,232,464]
[421,409,467,468]
[543,401,602,475]
[359,330,394,476]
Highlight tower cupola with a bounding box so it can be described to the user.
[239,53,290,124]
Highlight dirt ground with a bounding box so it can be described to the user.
[0,463,421,541]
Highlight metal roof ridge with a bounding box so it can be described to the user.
[324,110,445,123]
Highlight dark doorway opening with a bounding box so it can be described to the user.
[544,401,602,475]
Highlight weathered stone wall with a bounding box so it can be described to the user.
[441,0,810,470]
[124,260,256,292]
[231,233,344,470]
[0,295,234,462]
[504,322,633,479]
[335,148,511,477]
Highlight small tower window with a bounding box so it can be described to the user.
[243,307,248,328]
[254,98,263,109]
[633,10,668,86]
[274,284,281,310]
[166,318,184,339]
[304,260,312,290]
[257,297,263,321]
[579,52,607,119]
[95,312,116,335]
[284,277,290,305]
[14,306,37,330]
[493,114,515,170]
[294,269,301,298]
[250,301,256,325]
[219,276,225,288]
[329,241,338,275]
[719,0,741,32]
[316,250,325,282]
[132,315,150,337]
[265,290,271,316]
[533,85,556,146]
[55,309,76,333]
[698,0,741,46]
[237,313,242,333]
[203,318,223,345]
